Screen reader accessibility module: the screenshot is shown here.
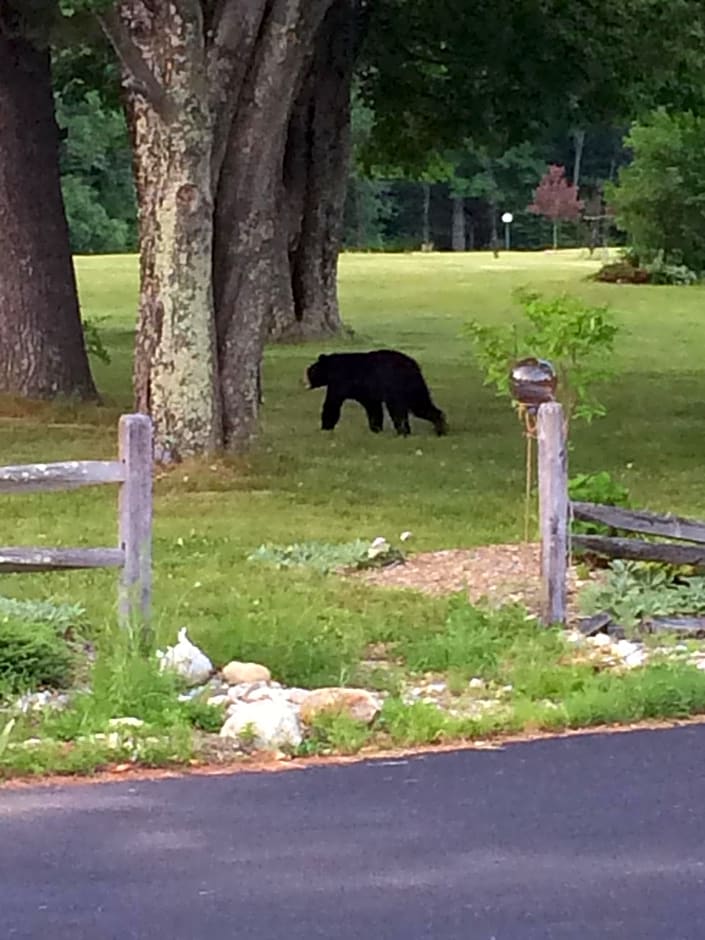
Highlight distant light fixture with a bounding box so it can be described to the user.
[501,212,514,250]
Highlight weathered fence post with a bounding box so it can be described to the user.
[118,414,153,634]
[537,402,568,625]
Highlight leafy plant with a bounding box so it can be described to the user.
[0,620,75,695]
[82,317,112,365]
[179,698,225,733]
[579,559,705,627]
[300,712,373,755]
[569,471,630,535]
[0,596,84,630]
[247,538,404,574]
[642,252,699,286]
[465,289,619,424]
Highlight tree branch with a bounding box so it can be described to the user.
[96,6,173,121]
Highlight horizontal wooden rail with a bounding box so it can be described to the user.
[572,535,705,568]
[0,460,125,493]
[0,547,125,573]
[0,414,152,634]
[571,501,705,544]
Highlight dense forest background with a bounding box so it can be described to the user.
[58,81,626,254]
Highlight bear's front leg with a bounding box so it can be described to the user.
[321,392,343,430]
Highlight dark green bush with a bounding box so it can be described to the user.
[0,620,74,695]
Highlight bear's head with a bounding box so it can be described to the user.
[305,354,329,389]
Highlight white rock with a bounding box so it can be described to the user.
[613,639,641,659]
[206,694,230,708]
[590,633,612,648]
[696,660,705,671]
[157,628,213,687]
[284,687,310,705]
[220,699,302,749]
[624,650,647,669]
[468,677,485,689]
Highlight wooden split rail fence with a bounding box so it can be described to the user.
[0,414,152,629]
[536,402,705,626]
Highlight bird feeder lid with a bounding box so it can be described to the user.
[510,358,557,407]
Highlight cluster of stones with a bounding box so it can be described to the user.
[196,660,382,750]
[10,625,705,758]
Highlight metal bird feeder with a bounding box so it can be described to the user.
[510,357,557,413]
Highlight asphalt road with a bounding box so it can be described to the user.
[2,725,705,940]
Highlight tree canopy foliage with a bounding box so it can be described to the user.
[358,0,705,171]
[607,110,705,275]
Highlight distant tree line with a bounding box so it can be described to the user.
[58,87,628,255]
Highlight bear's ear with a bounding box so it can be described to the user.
[317,354,327,362]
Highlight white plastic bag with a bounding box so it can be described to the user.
[156,627,213,687]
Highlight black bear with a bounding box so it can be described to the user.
[306,349,447,436]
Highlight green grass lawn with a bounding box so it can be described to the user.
[3,248,705,772]
[3,249,705,668]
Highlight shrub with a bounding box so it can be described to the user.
[466,288,619,424]
[0,619,74,695]
[606,109,705,275]
[642,253,699,286]
[569,470,630,536]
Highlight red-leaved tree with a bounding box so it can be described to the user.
[528,164,584,249]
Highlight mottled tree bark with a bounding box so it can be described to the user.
[112,1,221,461]
[213,0,334,450]
[0,24,97,400]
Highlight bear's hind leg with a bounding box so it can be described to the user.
[409,387,448,436]
[386,397,411,436]
[411,402,448,435]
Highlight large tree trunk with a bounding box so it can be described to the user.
[116,2,222,462]
[0,24,97,400]
[451,195,465,251]
[214,0,334,451]
[271,0,356,342]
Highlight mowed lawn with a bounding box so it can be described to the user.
[1,249,704,685]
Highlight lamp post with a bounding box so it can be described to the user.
[501,212,514,251]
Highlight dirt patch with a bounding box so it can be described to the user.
[356,542,592,622]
